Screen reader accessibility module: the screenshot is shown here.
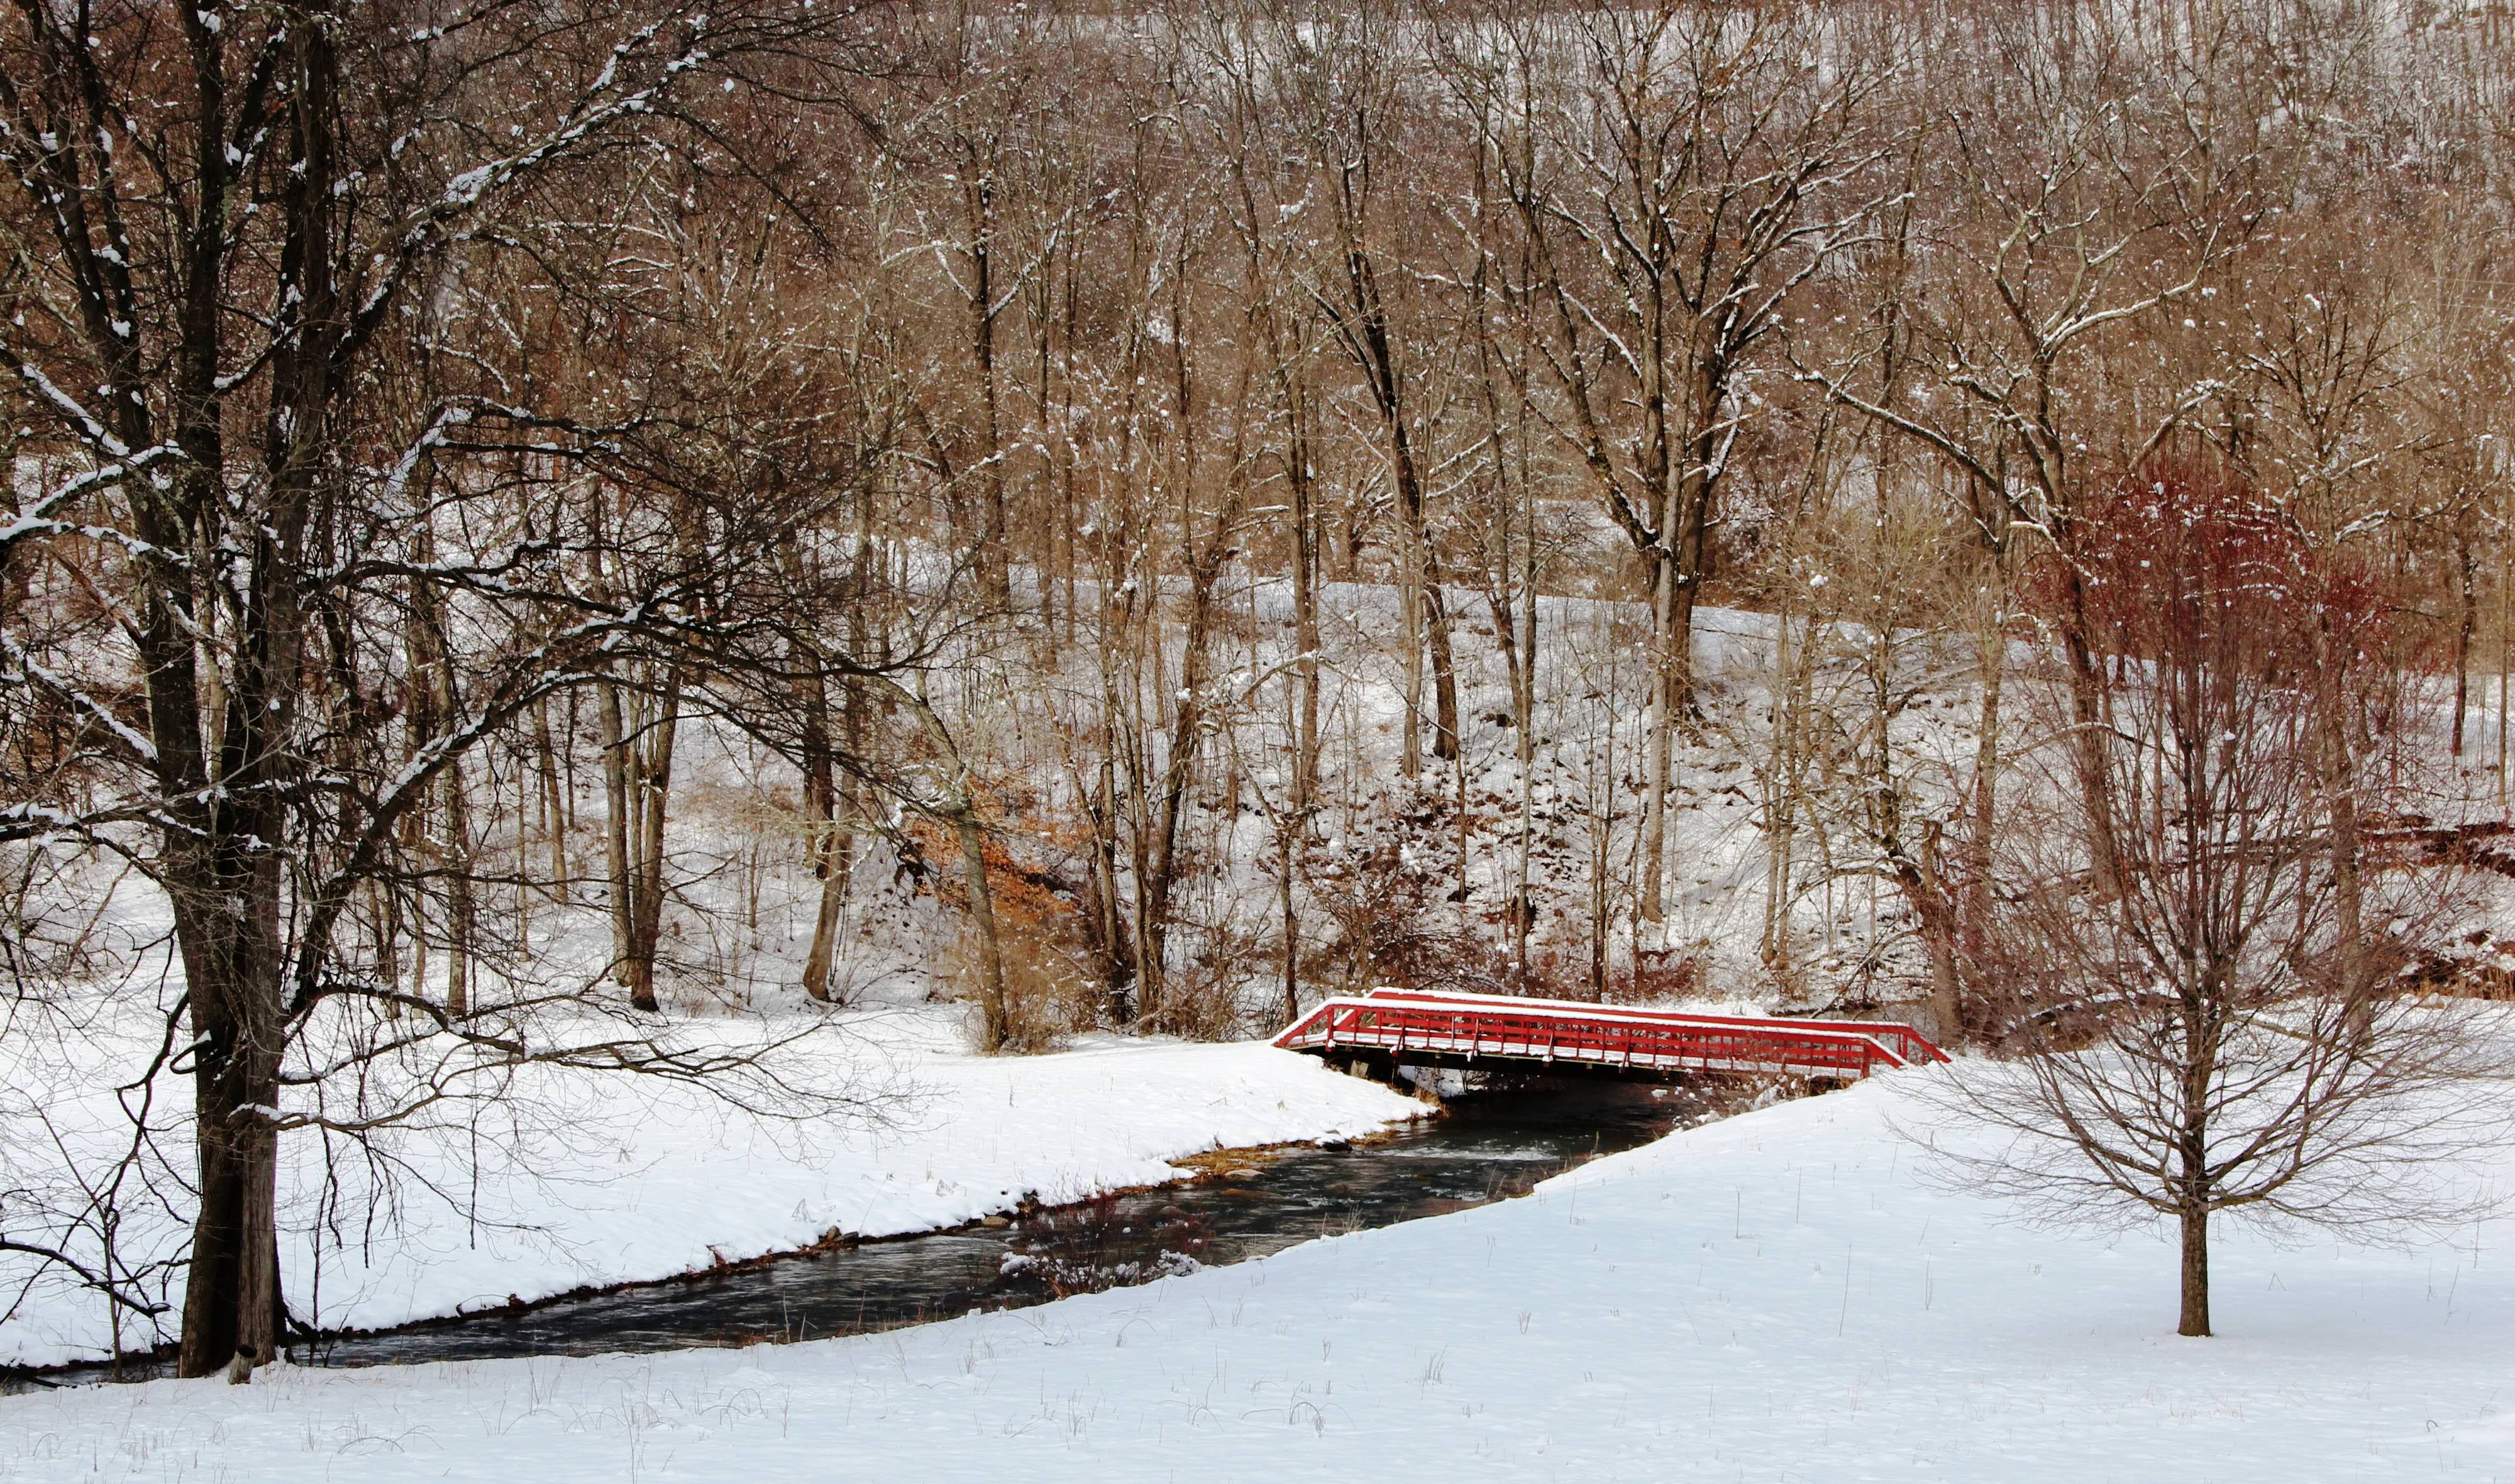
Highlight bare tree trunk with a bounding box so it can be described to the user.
[792,508,863,1008]
[2173,1111,2213,1348]
[173,506,300,1373]
[369,878,401,1022]
[954,807,1009,1052]
[1639,554,1677,923]
[970,171,1012,611]
[599,675,636,998]
[2454,503,2477,756]
[799,682,844,1004]
[629,675,681,1014]
[1291,417,1322,806]
[1407,469,1461,764]
[1280,752,1302,1026]
[1969,624,2003,937]
[599,659,679,1016]
[1398,548,1425,779]
[415,558,473,1016]
[1385,414,1459,766]
[1759,609,1815,974]
[1514,492,1539,983]
[1090,750,1133,1024]
[1144,564,1224,1023]
[2057,571,2126,901]
[177,946,282,1377]
[803,490,883,1001]
[535,697,568,905]
[439,754,474,1018]
[2177,1173,2211,1338]
[1586,658,1620,1003]
[1482,512,1539,982]
[1485,580,1525,737]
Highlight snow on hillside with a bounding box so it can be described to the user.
[10,1055,2514,1481]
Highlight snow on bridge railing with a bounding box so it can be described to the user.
[1270,987,1947,1081]
[1357,986,1950,1069]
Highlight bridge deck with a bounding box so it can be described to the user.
[1272,987,1946,1082]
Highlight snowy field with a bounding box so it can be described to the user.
[10,1062,2514,1482]
[0,1020,1424,1369]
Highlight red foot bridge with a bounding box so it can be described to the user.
[1272,987,1947,1083]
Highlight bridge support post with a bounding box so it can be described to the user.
[1325,1050,1407,1087]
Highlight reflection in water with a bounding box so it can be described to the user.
[47,1077,1730,1383]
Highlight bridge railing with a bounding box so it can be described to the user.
[1271,989,1947,1080]
[1356,987,1948,1069]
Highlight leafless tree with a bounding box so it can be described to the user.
[1803,9,2268,920]
[0,0,908,1377]
[1445,0,1893,928]
[1934,464,2504,1338]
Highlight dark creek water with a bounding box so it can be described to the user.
[43,1078,1721,1385]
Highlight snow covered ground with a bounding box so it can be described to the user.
[0,1018,1424,1370]
[11,1062,2514,1481]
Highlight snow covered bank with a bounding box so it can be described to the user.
[0,1023,1423,1369]
[11,1064,2512,1481]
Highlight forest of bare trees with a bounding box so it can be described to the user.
[12,0,2515,1368]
